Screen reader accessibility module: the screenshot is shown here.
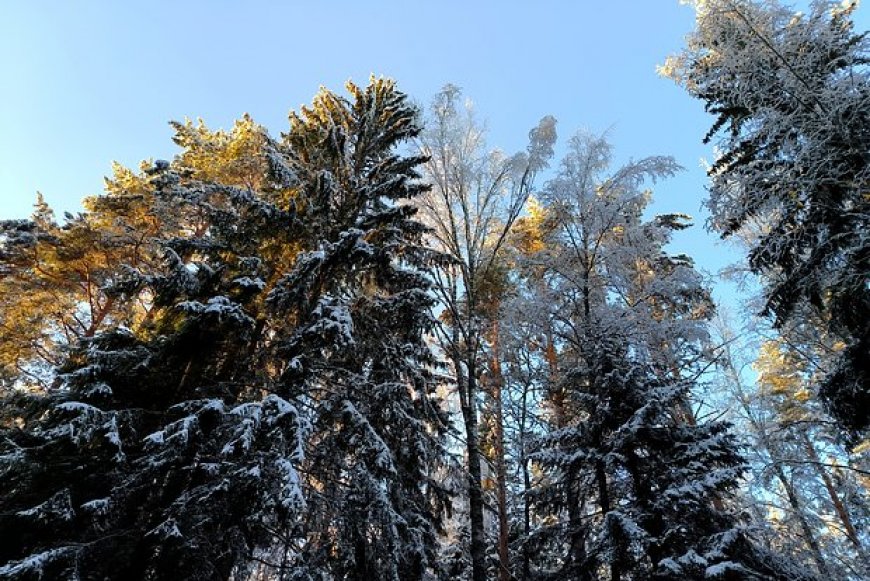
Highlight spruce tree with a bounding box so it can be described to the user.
[0,150,306,581]
[664,0,870,437]
[528,132,812,579]
[0,78,448,580]
[263,78,451,580]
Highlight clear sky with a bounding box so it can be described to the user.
[2,1,866,307]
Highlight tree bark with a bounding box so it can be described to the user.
[772,460,830,577]
[566,469,592,581]
[595,459,620,581]
[460,354,488,581]
[354,526,369,581]
[801,434,867,562]
[519,378,532,581]
[483,319,512,581]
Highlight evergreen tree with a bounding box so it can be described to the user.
[0,167,306,579]
[664,0,870,437]
[0,78,448,580]
[528,132,811,579]
[263,78,451,580]
[0,177,176,389]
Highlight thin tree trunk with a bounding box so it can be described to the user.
[487,321,511,581]
[354,527,368,581]
[461,354,488,581]
[494,394,510,581]
[85,294,116,337]
[519,377,532,581]
[719,348,832,577]
[772,460,830,576]
[595,459,620,581]
[801,435,867,561]
[544,327,564,428]
[566,469,592,581]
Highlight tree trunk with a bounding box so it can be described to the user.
[566,468,592,581]
[461,355,488,581]
[488,321,511,581]
[596,459,620,581]
[773,460,830,576]
[520,380,532,581]
[494,397,510,581]
[354,526,368,581]
[85,294,115,337]
[521,462,531,580]
[544,329,564,427]
[721,350,832,577]
[801,435,867,562]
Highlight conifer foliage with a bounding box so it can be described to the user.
[0,79,448,580]
[526,133,810,580]
[664,0,870,436]
[1,70,862,579]
[263,79,450,580]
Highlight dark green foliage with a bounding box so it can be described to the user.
[531,333,771,580]
[264,79,451,581]
[523,132,814,580]
[0,79,449,581]
[667,0,870,437]
[0,169,306,579]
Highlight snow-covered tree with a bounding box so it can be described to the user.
[0,78,449,581]
[263,78,451,580]
[710,314,869,579]
[528,132,811,580]
[415,84,556,581]
[0,162,307,579]
[664,0,870,437]
[0,180,176,389]
[0,114,273,392]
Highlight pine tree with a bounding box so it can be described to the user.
[0,177,176,389]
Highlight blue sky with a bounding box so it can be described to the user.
[2,1,866,308]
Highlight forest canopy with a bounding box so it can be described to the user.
[0,1,868,580]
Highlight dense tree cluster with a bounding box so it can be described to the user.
[1,80,449,580]
[1,2,869,577]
